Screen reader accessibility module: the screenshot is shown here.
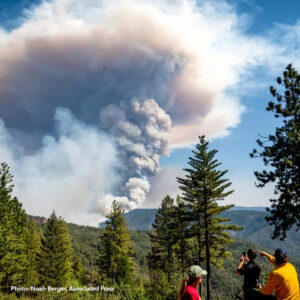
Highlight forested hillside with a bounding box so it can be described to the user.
[30,217,300,300]
[0,207,298,300]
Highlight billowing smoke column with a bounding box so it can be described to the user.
[0,0,272,224]
[97,99,171,213]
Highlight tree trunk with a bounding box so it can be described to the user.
[204,184,211,300]
[5,273,9,294]
[180,230,184,277]
[205,215,211,300]
[197,211,203,299]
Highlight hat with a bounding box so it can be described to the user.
[274,248,287,257]
[188,265,207,280]
[274,248,288,264]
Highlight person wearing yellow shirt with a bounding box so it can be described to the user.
[246,248,300,300]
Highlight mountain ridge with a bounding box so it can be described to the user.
[99,206,268,230]
[100,206,300,259]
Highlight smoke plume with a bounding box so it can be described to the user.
[97,99,171,213]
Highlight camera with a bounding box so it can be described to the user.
[242,251,246,256]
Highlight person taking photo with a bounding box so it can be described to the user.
[236,248,261,299]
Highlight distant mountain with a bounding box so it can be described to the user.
[230,206,267,212]
[99,206,267,231]
[99,208,156,230]
[100,207,300,258]
[222,210,300,259]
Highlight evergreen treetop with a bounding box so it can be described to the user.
[250,64,300,240]
[177,136,242,300]
[38,211,75,286]
[99,200,134,285]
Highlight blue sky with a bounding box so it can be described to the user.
[0,0,299,224]
[156,0,300,208]
[0,0,40,30]
[227,0,300,33]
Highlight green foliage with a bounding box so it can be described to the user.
[66,223,103,284]
[118,283,149,300]
[151,195,192,278]
[130,230,151,276]
[173,196,193,276]
[150,196,177,280]
[0,163,28,292]
[250,64,300,240]
[8,212,299,300]
[38,212,77,286]
[0,294,20,300]
[146,270,177,300]
[23,221,41,287]
[148,195,193,300]
[72,254,86,284]
[99,200,134,285]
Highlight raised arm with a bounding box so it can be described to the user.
[259,251,276,264]
[236,255,245,274]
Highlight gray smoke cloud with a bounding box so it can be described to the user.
[0,0,276,224]
[100,99,171,175]
[1,108,120,225]
[97,99,171,213]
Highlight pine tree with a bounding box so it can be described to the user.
[173,196,192,277]
[148,195,192,299]
[24,221,41,286]
[0,162,28,293]
[151,195,177,282]
[250,64,300,240]
[148,228,163,299]
[38,212,75,286]
[177,136,242,300]
[150,195,192,278]
[148,229,163,272]
[99,200,134,284]
[72,254,86,284]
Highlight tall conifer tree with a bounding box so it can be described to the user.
[24,221,41,286]
[149,195,185,300]
[151,195,177,282]
[99,200,134,284]
[38,212,75,286]
[177,136,241,300]
[0,162,28,292]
